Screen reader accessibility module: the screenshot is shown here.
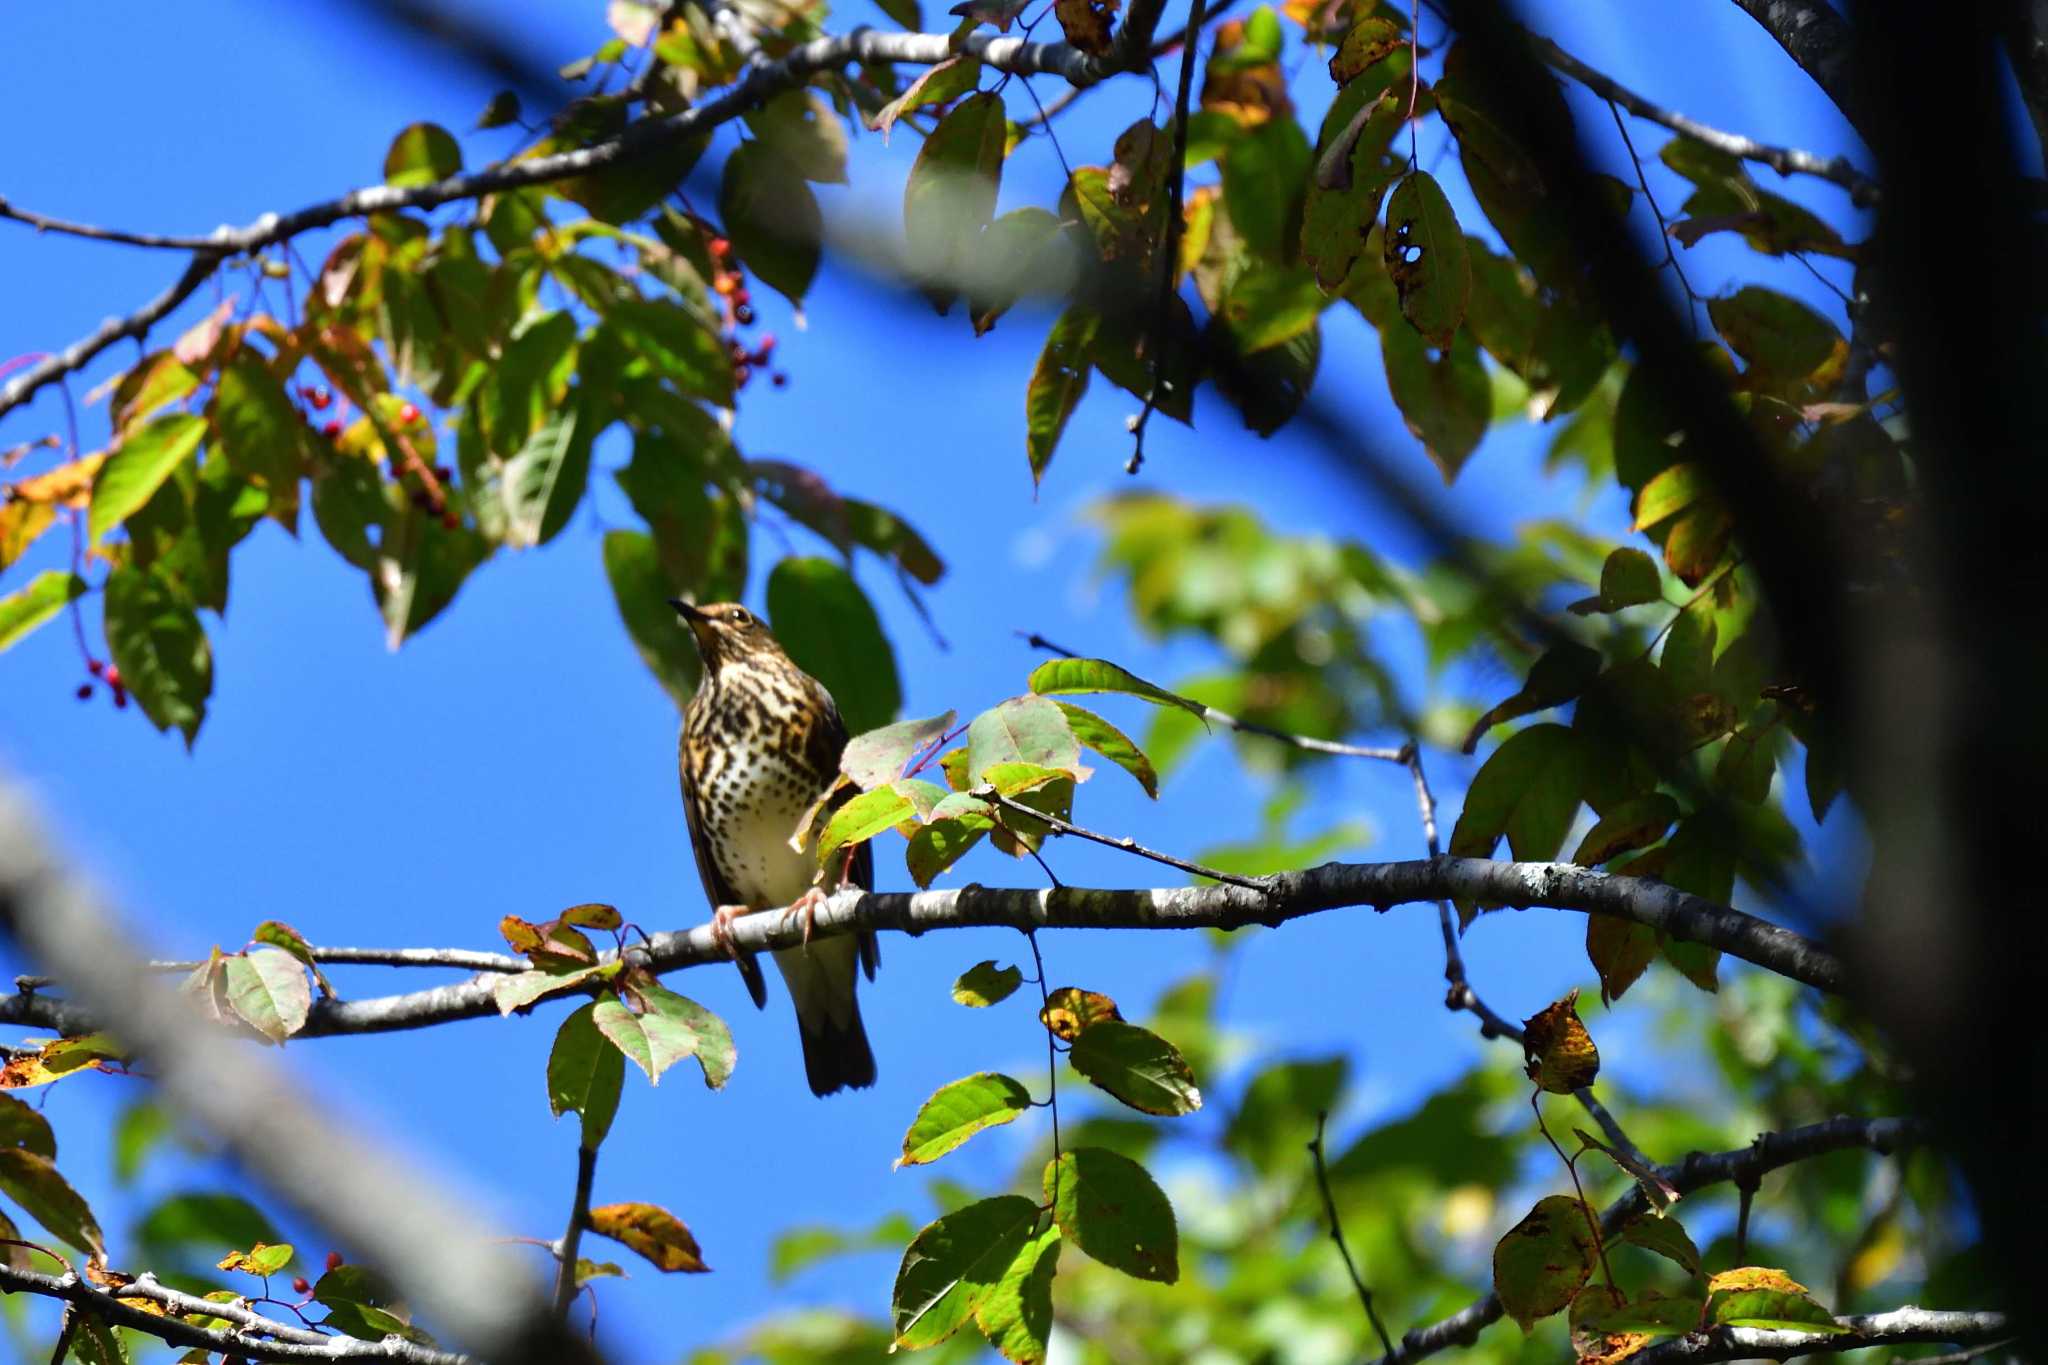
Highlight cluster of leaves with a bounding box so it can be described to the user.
[884,977,1200,1363]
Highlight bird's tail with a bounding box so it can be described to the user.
[773,939,876,1097]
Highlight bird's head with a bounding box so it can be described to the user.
[670,599,784,670]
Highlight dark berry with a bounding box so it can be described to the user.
[87,659,104,677]
[112,689,127,710]
[771,372,788,388]
[322,419,342,439]
[734,304,755,326]
[441,511,461,531]
[735,364,752,386]
[76,683,93,700]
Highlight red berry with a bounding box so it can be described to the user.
[292,1276,312,1295]
[112,689,127,710]
[75,683,93,700]
[732,286,751,305]
[398,402,421,425]
[322,419,342,439]
[325,1251,344,1272]
[441,510,460,531]
[771,372,789,389]
[102,665,122,689]
[708,236,730,258]
[756,333,777,355]
[87,658,104,677]
[734,304,755,326]
[305,385,332,412]
[734,364,752,386]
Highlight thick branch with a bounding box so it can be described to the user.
[1631,1307,2011,1363]
[1368,1115,1931,1365]
[0,856,1844,1040]
[1533,34,1879,205]
[0,13,1168,423]
[1723,0,1870,142]
[0,1262,469,1364]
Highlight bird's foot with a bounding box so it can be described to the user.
[709,903,756,959]
[780,886,830,947]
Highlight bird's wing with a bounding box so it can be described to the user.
[681,729,769,1010]
[805,683,881,981]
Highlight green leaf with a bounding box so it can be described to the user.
[1027,657,1207,715]
[1051,701,1158,798]
[109,350,199,434]
[966,695,1084,786]
[1329,16,1403,83]
[906,796,996,887]
[1302,89,1405,291]
[1449,722,1586,863]
[1220,265,1325,353]
[765,556,901,734]
[65,1310,127,1365]
[1462,642,1602,751]
[211,355,308,502]
[1571,1289,1703,1345]
[592,996,699,1085]
[1221,118,1311,262]
[501,398,593,548]
[951,960,1023,1006]
[384,122,461,187]
[315,1264,431,1343]
[603,530,701,707]
[606,297,734,408]
[222,948,311,1043]
[1634,462,1708,530]
[974,1224,1060,1364]
[1706,1269,1846,1332]
[1025,308,1099,486]
[1573,793,1679,868]
[871,56,980,139]
[251,920,335,998]
[820,785,918,864]
[548,1002,625,1148]
[1045,1147,1178,1283]
[892,1195,1041,1349]
[0,571,85,655]
[1708,286,1841,389]
[89,413,206,545]
[969,206,1075,336]
[898,1072,1035,1167]
[636,982,736,1089]
[745,89,850,185]
[1384,171,1471,347]
[1381,316,1490,482]
[103,565,212,744]
[1493,1194,1597,1330]
[1620,1213,1702,1275]
[0,1148,103,1258]
[904,90,1008,308]
[0,1095,56,1160]
[721,140,822,305]
[1067,1020,1202,1116]
[842,711,958,789]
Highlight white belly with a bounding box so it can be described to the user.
[704,748,819,908]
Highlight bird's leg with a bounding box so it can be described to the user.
[779,886,830,948]
[709,903,758,959]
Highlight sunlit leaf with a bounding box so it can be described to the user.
[1046,1147,1177,1283]
[952,960,1023,1006]
[589,1202,710,1272]
[898,1072,1034,1167]
[89,413,205,545]
[548,1002,625,1148]
[892,1195,1040,1348]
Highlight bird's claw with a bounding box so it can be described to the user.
[781,887,829,948]
[709,903,753,959]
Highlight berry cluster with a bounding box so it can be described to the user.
[706,235,788,392]
[76,658,127,709]
[299,385,458,530]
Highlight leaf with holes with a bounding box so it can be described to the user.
[1384,171,1471,347]
[952,960,1023,1006]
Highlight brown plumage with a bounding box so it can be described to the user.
[672,599,879,1097]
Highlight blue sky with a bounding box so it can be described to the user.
[0,2,1877,1357]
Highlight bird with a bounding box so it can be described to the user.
[671,599,880,1097]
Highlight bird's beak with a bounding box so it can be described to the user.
[669,598,707,624]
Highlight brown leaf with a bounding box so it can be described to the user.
[1053,0,1118,55]
[1039,986,1122,1041]
[588,1202,709,1273]
[1522,988,1600,1093]
[9,454,107,508]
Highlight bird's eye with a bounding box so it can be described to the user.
[728,607,753,626]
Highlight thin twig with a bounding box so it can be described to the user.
[1127,0,1208,475]
[0,195,249,251]
[986,789,1271,892]
[1605,97,1702,336]
[1311,1110,1397,1355]
[1532,34,1881,206]
[14,943,528,991]
[551,1145,599,1319]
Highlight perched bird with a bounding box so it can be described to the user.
[672,599,880,1097]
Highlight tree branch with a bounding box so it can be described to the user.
[1631,1307,2011,1364]
[0,778,592,1364]
[13,943,528,991]
[1722,0,1870,143]
[1533,34,1880,206]
[0,12,1170,424]
[0,856,1845,1041]
[551,1145,599,1320]
[1366,1115,1933,1365]
[0,1262,471,1364]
